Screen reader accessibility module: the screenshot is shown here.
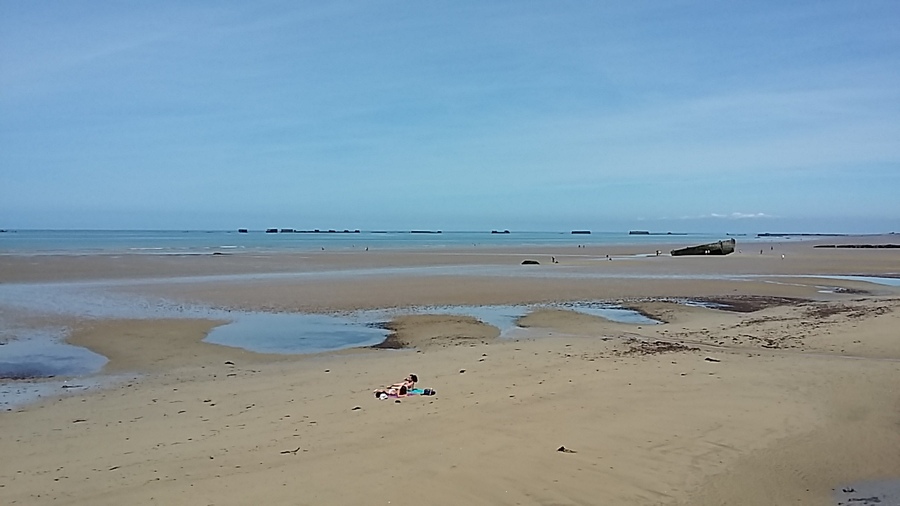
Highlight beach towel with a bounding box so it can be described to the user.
[376,388,436,399]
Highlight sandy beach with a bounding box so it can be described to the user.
[1,238,899,505]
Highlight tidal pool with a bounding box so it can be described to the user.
[204,302,657,354]
[205,312,389,354]
[0,331,108,379]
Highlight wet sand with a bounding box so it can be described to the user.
[1,238,899,505]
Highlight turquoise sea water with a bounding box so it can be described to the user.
[0,229,745,255]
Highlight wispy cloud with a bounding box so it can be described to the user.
[664,212,775,220]
[707,213,773,219]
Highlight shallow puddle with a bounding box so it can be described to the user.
[0,329,108,379]
[205,312,389,354]
[206,302,657,354]
[554,301,659,324]
[811,275,900,287]
[833,479,900,505]
[0,376,122,410]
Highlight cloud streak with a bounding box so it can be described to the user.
[708,213,774,220]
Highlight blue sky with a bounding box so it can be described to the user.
[2,1,898,233]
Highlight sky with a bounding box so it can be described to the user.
[1,1,899,233]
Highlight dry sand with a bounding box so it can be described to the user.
[1,239,899,505]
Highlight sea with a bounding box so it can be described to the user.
[0,229,752,255]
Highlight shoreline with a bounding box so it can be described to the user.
[2,240,899,286]
[0,229,778,257]
[1,244,899,505]
[0,232,898,272]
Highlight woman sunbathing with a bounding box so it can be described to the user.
[374,374,417,398]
